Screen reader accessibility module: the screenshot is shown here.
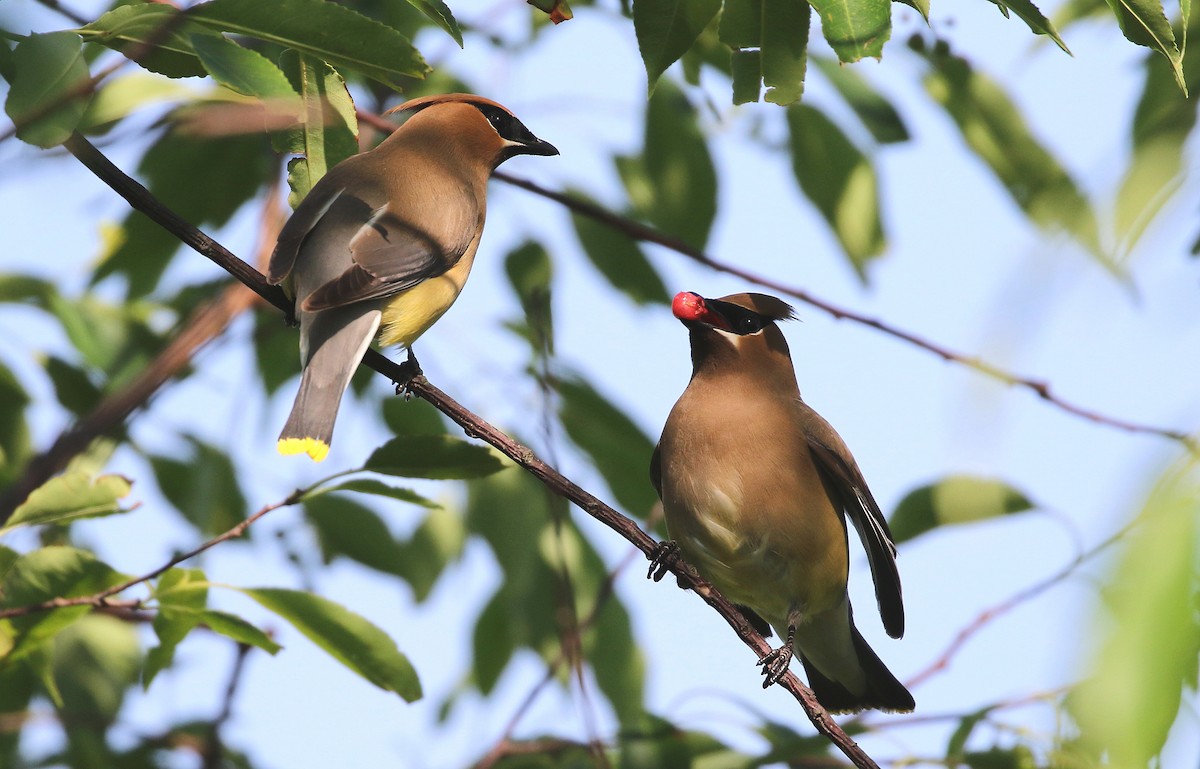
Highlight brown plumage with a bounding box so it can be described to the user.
[651,291,913,713]
[268,94,557,461]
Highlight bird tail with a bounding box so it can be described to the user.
[799,626,914,714]
[277,311,380,462]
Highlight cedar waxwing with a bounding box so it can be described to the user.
[269,93,557,461]
[651,291,914,713]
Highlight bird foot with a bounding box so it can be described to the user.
[393,349,423,400]
[757,644,794,688]
[647,540,681,582]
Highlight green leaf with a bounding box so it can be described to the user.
[238,587,422,700]
[986,0,1071,52]
[79,72,193,133]
[762,0,812,104]
[1105,0,1186,92]
[0,656,36,767]
[190,33,300,106]
[569,201,669,306]
[1071,460,1200,766]
[0,362,32,491]
[962,746,1038,769]
[4,31,92,148]
[0,547,127,662]
[364,435,508,480]
[2,471,133,534]
[145,567,208,686]
[730,49,764,104]
[93,126,274,296]
[381,396,449,436]
[305,494,407,575]
[587,589,645,726]
[633,0,722,89]
[918,44,1107,266]
[556,377,659,521]
[813,56,910,143]
[149,436,247,536]
[43,356,103,417]
[809,0,891,61]
[617,81,718,249]
[504,241,555,355]
[51,614,140,726]
[305,479,439,507]
[278,51,359,204]
[405,0,463,46]
[189,0,429,86]
[889,475,1035,543]
[786,104,885,277]
[80,4,211,79]
[395,506,465,602]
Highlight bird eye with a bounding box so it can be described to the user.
[738,316,763,334]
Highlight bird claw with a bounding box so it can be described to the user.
[393,349,423,400]
[757,644,793,688]
[647,540,681,582]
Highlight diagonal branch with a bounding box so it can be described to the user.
[48,132,883,769]
[491,170,1198,455]
[0,142,285,524]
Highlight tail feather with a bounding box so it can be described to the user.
[799,627,914,714]
[278,310,380,462]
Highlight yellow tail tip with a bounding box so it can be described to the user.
[277,437,330,462]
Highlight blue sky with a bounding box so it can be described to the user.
[3,0,1200,766]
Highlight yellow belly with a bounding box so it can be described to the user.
[377,254,474,348]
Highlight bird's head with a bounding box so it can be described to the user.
[672,291,797,377]
[386,93,558,168]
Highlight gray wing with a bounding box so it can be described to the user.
[803,408,904,639]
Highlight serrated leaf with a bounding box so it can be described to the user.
[810,0,891,61]
[556,377,658,520]
[813,56,910,143]
[786,104,885,277]
[189,0,429,86]
[4,31,92,148]
[889,475,1035,543]
[190,33,300,106]
[569,200,669,306]
[406,0,463,46]
[1106,0,1186,92]
[0,547,127,662]
[1071,461,1200,766]
[365,435,508,480]
[633,0,722,89]
[986,0,1071,52]
[730,49,763,104]
[305,479,439,507]
[2,471,132,534]
[238,587,421,700]
[278,51,359,203]
[80,4,211,78]
[762,0,811,104]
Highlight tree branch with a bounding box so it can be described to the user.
[491,169,1198,454]
[0,490,302,621]
[48,132,883,769]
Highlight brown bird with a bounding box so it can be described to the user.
[268,93,557,461]
[651,291,913,713]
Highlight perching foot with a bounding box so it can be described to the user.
[647,540,681,582]
[393,348,424,400]
[756,624,797,688]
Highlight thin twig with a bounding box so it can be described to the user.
[0,490,303,620]
[201,642,254,769]
[906,521,1134,688]
[489,170,1198,454]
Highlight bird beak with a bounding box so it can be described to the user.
[517,137,559,157]
[672,291,730,331]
